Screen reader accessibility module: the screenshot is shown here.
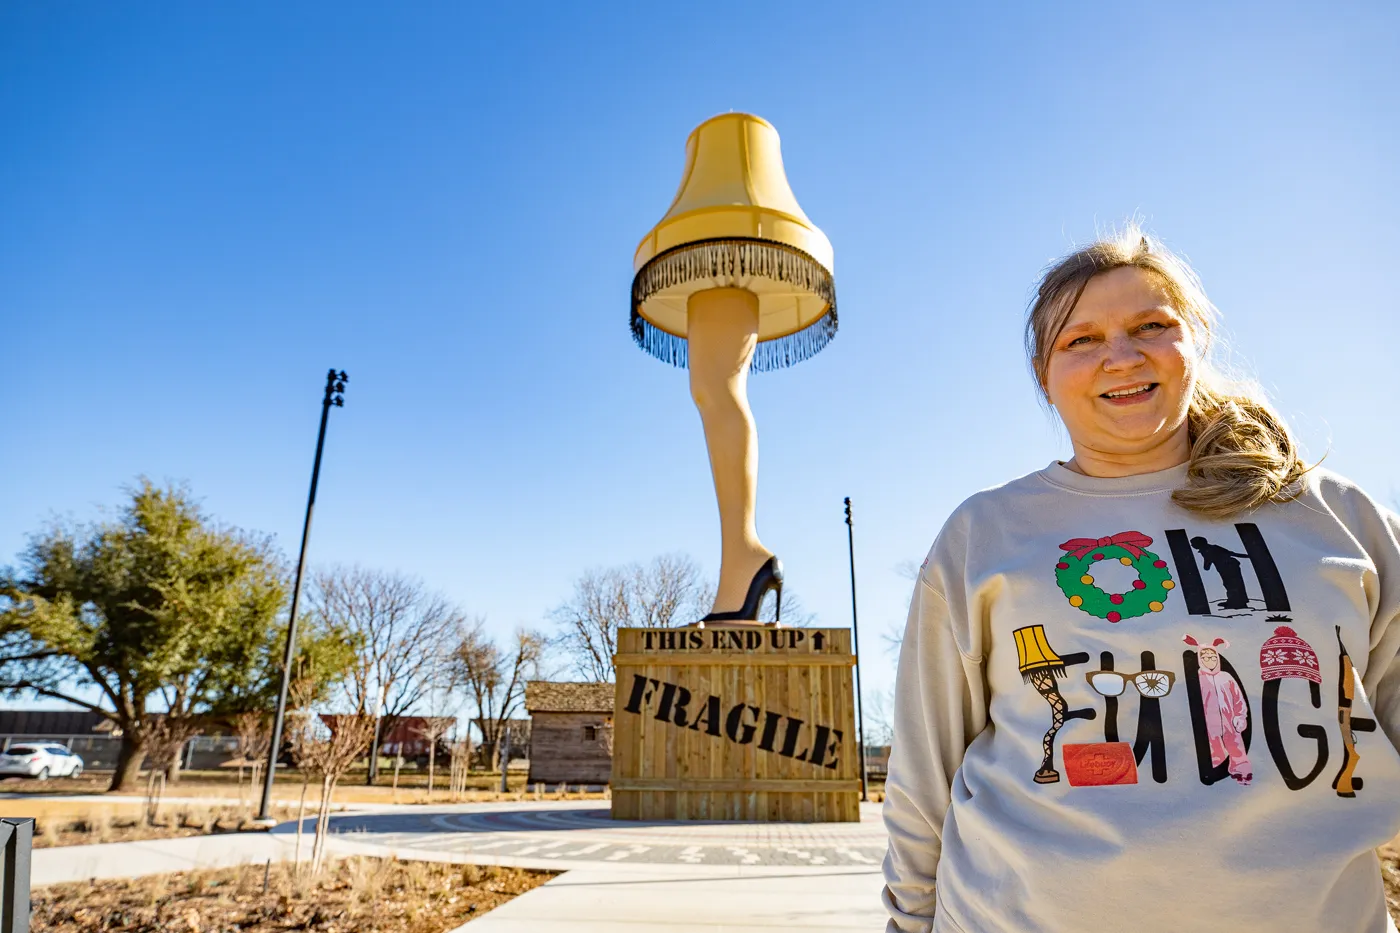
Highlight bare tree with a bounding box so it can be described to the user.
[413,715,453,799]
[757,588,816,626]
[309,566,462,783]
[288,706,376,872]
[450,619,544,770]
[285,676,318,869]
[884,559,923,653]
[549,554,706,680]
[447,723,473,801]
[390,750,404,797]
[864,686,895,748]
[232,710,272,806]
[142,716,199,824]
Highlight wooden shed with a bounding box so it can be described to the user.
[524,681,614,786]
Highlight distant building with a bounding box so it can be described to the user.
[0,709,121,768]
[524,681,613,786]
[0,709,111,738]
[316,714,460,760]
[379,716,458,760]
[471,717,531,769]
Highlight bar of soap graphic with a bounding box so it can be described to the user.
[1063,742,1138,786]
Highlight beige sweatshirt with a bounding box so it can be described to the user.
[882,462,1400,933]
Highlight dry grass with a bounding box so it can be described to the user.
[0,773,111,797]
[33,857,553,932]
[0,769,608,853]
[31,803,300,849]
[0,770,605,805]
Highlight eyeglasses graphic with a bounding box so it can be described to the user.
[1085,669,1175,698]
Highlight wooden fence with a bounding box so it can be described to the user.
[611,626,859,822]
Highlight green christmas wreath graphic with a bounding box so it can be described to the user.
[1054,532,1174,623]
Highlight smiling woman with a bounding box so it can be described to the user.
[1025,228,1308,517]
[881,225,1400,933]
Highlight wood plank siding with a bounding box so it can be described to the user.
[525,681,614,786]
[611,626,859,822]
[527,711,614,785]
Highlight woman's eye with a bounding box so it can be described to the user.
[1139,321,1167,333]
[1065,335,1093,348]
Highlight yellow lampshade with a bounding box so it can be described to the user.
[1014,625,1068,680]
[631,113,838,372]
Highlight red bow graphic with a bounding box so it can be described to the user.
[1059,531,1154,560]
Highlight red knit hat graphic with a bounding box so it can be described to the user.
[1259,623,1321,684]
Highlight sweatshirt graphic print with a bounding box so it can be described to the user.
[882,464,1400,933]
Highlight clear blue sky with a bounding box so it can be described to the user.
[3,3,1397,716]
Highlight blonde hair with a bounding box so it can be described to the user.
[1026,225,1307,518]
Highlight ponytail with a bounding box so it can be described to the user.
[1172,381,1307,518]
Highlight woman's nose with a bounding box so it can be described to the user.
[1102,335,1147,371]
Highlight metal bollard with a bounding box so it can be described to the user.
[0,818,33,933]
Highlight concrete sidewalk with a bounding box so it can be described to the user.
[29,800,893,931]
[300,799,887,871]
[33,832,296,886]
[456,867,886,932]
[34,832,889,931]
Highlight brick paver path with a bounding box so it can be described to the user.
[295,800,888,869]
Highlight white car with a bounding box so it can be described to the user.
[0,744,84,780]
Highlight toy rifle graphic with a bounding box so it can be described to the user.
[1332,625,1378,798]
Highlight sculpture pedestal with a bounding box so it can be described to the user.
[610,626,859,822]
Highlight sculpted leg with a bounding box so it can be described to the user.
[687,287,775,620]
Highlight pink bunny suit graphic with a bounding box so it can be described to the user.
[1185,634,1253,784]
[1199,667,1251,781]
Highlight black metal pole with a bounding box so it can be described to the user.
[844,497,870,802]
[367,710,382,787]
[257,369,347,823]
[0,818,33,933]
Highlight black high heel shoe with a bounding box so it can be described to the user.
[696,557,783,627]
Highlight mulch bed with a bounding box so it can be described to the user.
[33,857,554,932]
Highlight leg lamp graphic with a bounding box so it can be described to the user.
[1013,625,1093,784]
[631,114,838,625]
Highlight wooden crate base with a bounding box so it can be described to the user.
[610,626,859,823]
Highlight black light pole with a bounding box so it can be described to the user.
[366,692,383,787]
[256,368,347,824]
[844,497,870,802]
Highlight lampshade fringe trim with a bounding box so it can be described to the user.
[630,238,839,373]
[1020,664,1067,684]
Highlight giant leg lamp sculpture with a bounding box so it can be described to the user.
[631,114,838,626]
